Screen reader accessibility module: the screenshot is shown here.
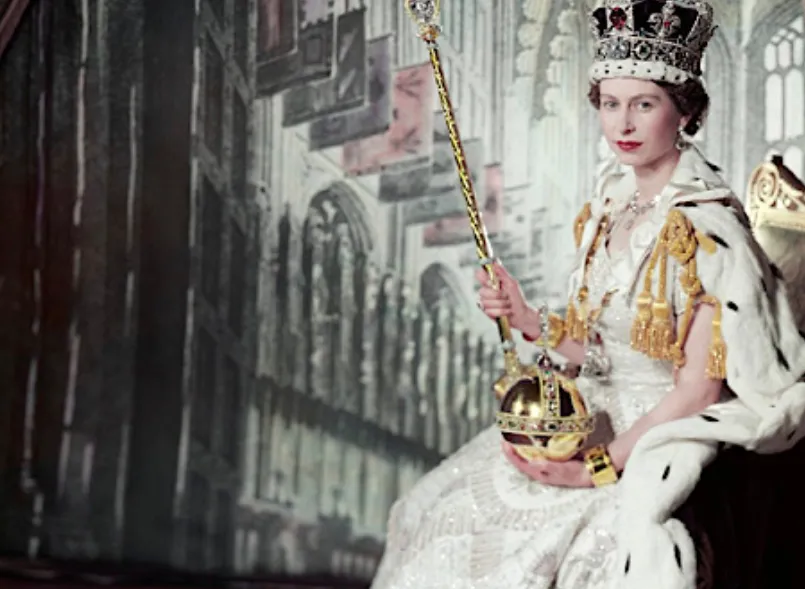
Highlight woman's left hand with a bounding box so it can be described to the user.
[501,441,593,488]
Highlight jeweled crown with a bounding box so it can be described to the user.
[589,0,717,83]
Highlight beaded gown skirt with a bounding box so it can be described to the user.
[371,246,677,589]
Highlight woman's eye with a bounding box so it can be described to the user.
[637,101,654,111]
[602,101,618,110]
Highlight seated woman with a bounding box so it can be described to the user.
[371,2,805,589]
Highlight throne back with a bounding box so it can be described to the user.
[747,155,805,330]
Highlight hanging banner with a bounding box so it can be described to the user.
[257,0,296,61]
[382,110,484,205]
[308,35,393,150]
[256,0,334,97]
[422,164,502,246]
[341,62,434,176]
[281,8,367,127]
[376,160,431,202]
[378,110,447,202]
[400,139,485,225]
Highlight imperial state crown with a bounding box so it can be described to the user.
[589,0,717,83]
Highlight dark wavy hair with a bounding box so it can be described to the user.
[587,78,710,137]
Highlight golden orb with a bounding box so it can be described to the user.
[495,354,595,462]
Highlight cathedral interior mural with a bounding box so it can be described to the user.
[0,0,804,586]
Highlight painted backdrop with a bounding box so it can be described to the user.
[0,0,803,583]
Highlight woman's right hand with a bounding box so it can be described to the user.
[475,262,539,338]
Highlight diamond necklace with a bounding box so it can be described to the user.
[621,191,658,231]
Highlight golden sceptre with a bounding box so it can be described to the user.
[403,0,594,461]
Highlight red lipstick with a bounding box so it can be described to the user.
[616,141,643,152]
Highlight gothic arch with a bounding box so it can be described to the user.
[297,183,374,405]
[306,181,374,255]
[418,263,469,312]
[749,0,803,44]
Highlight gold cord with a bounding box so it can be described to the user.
[626,209,726,378]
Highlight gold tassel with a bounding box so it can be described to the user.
[631,291,654,354]
[702,295,727,380]
[631,234,665,355]
[648,300,674,360]
[629,208,724,369]
[707,338,727,380]
[647,240,673,359]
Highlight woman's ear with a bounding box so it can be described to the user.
[679,115,691,134]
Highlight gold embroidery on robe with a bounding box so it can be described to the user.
[573,202,592,250]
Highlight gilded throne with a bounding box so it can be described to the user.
[680,155,805,589]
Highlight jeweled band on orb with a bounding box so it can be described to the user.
[496,413,596,436]
[584,445,619,487]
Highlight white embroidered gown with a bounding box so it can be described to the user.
[371,223,679,589]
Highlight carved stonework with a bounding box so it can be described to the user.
[416,306,435,447]
[337,224,356,409]
[451,326,469,449]
[291,223,309,393]
[272,209,293,384]
[380,276,400,432]
[432,300,451,454]
[746,155,805,233]
[309,213,330,398]
[360,262,381,421]
[398,287,419,439]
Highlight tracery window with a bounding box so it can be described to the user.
[763,16,804,178]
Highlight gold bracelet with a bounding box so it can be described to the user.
[584,445,619,487]
[534,313,566,349]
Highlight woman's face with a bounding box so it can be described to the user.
[597,77,688,168]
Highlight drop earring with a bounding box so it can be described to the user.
[675,126,689,151]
